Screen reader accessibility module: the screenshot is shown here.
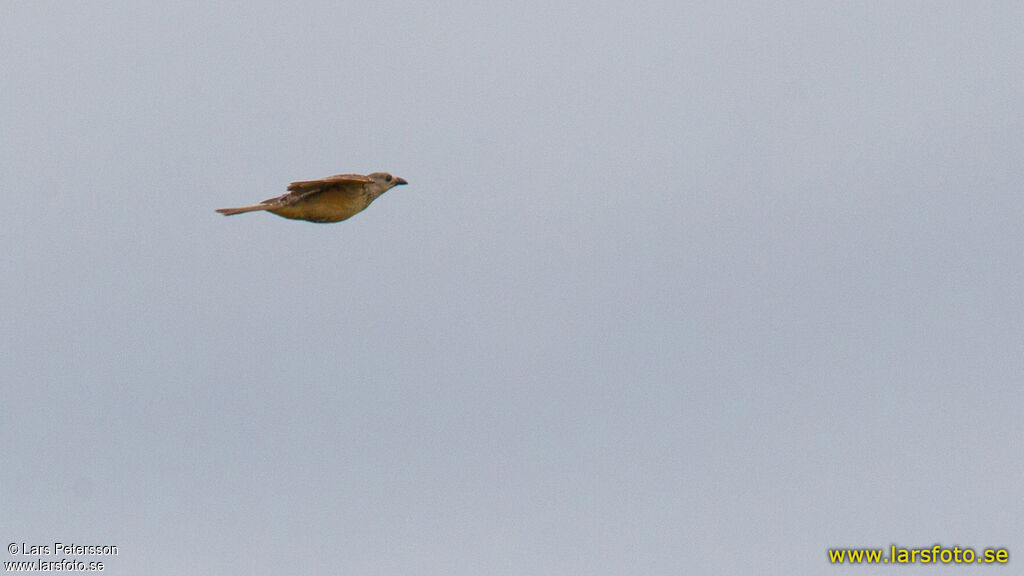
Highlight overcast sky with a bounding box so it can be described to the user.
[2,2,1022,574]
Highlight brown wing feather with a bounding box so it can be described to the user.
[287,174,373,193]
[251,174,372,207]
[218,173,374,215]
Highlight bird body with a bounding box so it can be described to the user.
[217,172,407,223]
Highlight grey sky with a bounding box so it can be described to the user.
[2,2,1022,574]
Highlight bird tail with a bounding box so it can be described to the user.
[215,204,271,216]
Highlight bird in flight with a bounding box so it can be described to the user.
[216,172,408,223]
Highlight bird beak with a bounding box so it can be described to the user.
[394,177,408,186]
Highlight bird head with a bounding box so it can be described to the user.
[366,172,408,197]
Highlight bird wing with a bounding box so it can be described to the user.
[258,174,373,206]
[287,174,374,193]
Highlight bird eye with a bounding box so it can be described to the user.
[385,175,393,182]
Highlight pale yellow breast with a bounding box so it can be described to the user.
[269,187,370,223]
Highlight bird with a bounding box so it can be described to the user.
[216,172,408,223]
